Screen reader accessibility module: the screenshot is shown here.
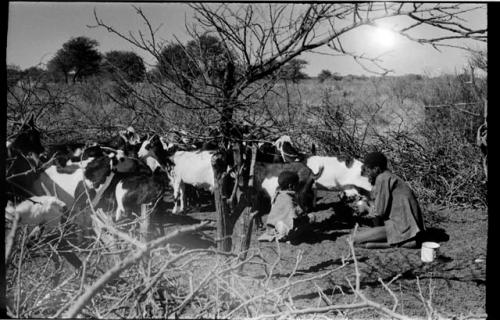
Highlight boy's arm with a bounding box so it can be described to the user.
[365,174,392,226]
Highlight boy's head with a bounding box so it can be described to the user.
[278,171,299,190]
[362,152,388,185]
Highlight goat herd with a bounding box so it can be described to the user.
[6,115,373,281]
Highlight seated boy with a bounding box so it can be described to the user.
[258,171,309,242]
[354,152,426,249]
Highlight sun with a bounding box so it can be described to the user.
[373,27,396,49]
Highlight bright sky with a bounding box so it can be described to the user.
[7,2,487,77]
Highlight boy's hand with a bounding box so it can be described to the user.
[355,199,371,215]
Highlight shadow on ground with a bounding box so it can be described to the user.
[420,227,450,243]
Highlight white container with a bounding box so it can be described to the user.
[421,242,440,262]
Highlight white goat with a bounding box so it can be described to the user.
[5,196,67,231]
[5,196,82,285]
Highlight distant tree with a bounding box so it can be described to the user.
[406,73,424,81]
[469,49,487,72]
[318,69,332,83]
[63,37,102,82]
[7,65,23,87]
[7,65,50,87]
[7,64,21,72]
[157,42,194,90]
[47,52,72,83]
[332,72,343,81]
[102,50,146,83]
[47,36,102,83]
[278,58,309,83]
[186,34,230,83]
[147,68,163,82]
[24,67,49,81]
[156,34,231,91]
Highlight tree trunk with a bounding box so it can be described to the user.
[211,59,260,254]
[231,196,257,260]
[231,145,257,262]
[211,151,232,252]
[211,60,239,252]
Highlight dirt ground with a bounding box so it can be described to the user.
[157,190,487,318]
[6,188,486,318]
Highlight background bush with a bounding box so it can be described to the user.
[7,69,487,207]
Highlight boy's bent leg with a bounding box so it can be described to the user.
[353,226,387,245]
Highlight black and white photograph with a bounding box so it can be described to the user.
[5,2,488,319]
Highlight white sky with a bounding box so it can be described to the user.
[7,2,487,77]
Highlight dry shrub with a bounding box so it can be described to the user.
[289,74,486,208]
[7,71,486,208]
[373,128,486,207]
[5,213,90,318]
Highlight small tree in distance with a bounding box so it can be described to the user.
[102,50,146,83]
[278,58,310,83]
[318,69,332,83]
[332,72,343,81]
[156,34,232,92]
[7,65,23,87]
[47,36,102,84]
[47,51,72,83]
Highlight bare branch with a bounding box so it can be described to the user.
[63,221,210,318]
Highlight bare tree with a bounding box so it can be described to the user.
[91,3,486,253]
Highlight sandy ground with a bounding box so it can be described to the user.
[7,189,485,318]
[156,189,487,318]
